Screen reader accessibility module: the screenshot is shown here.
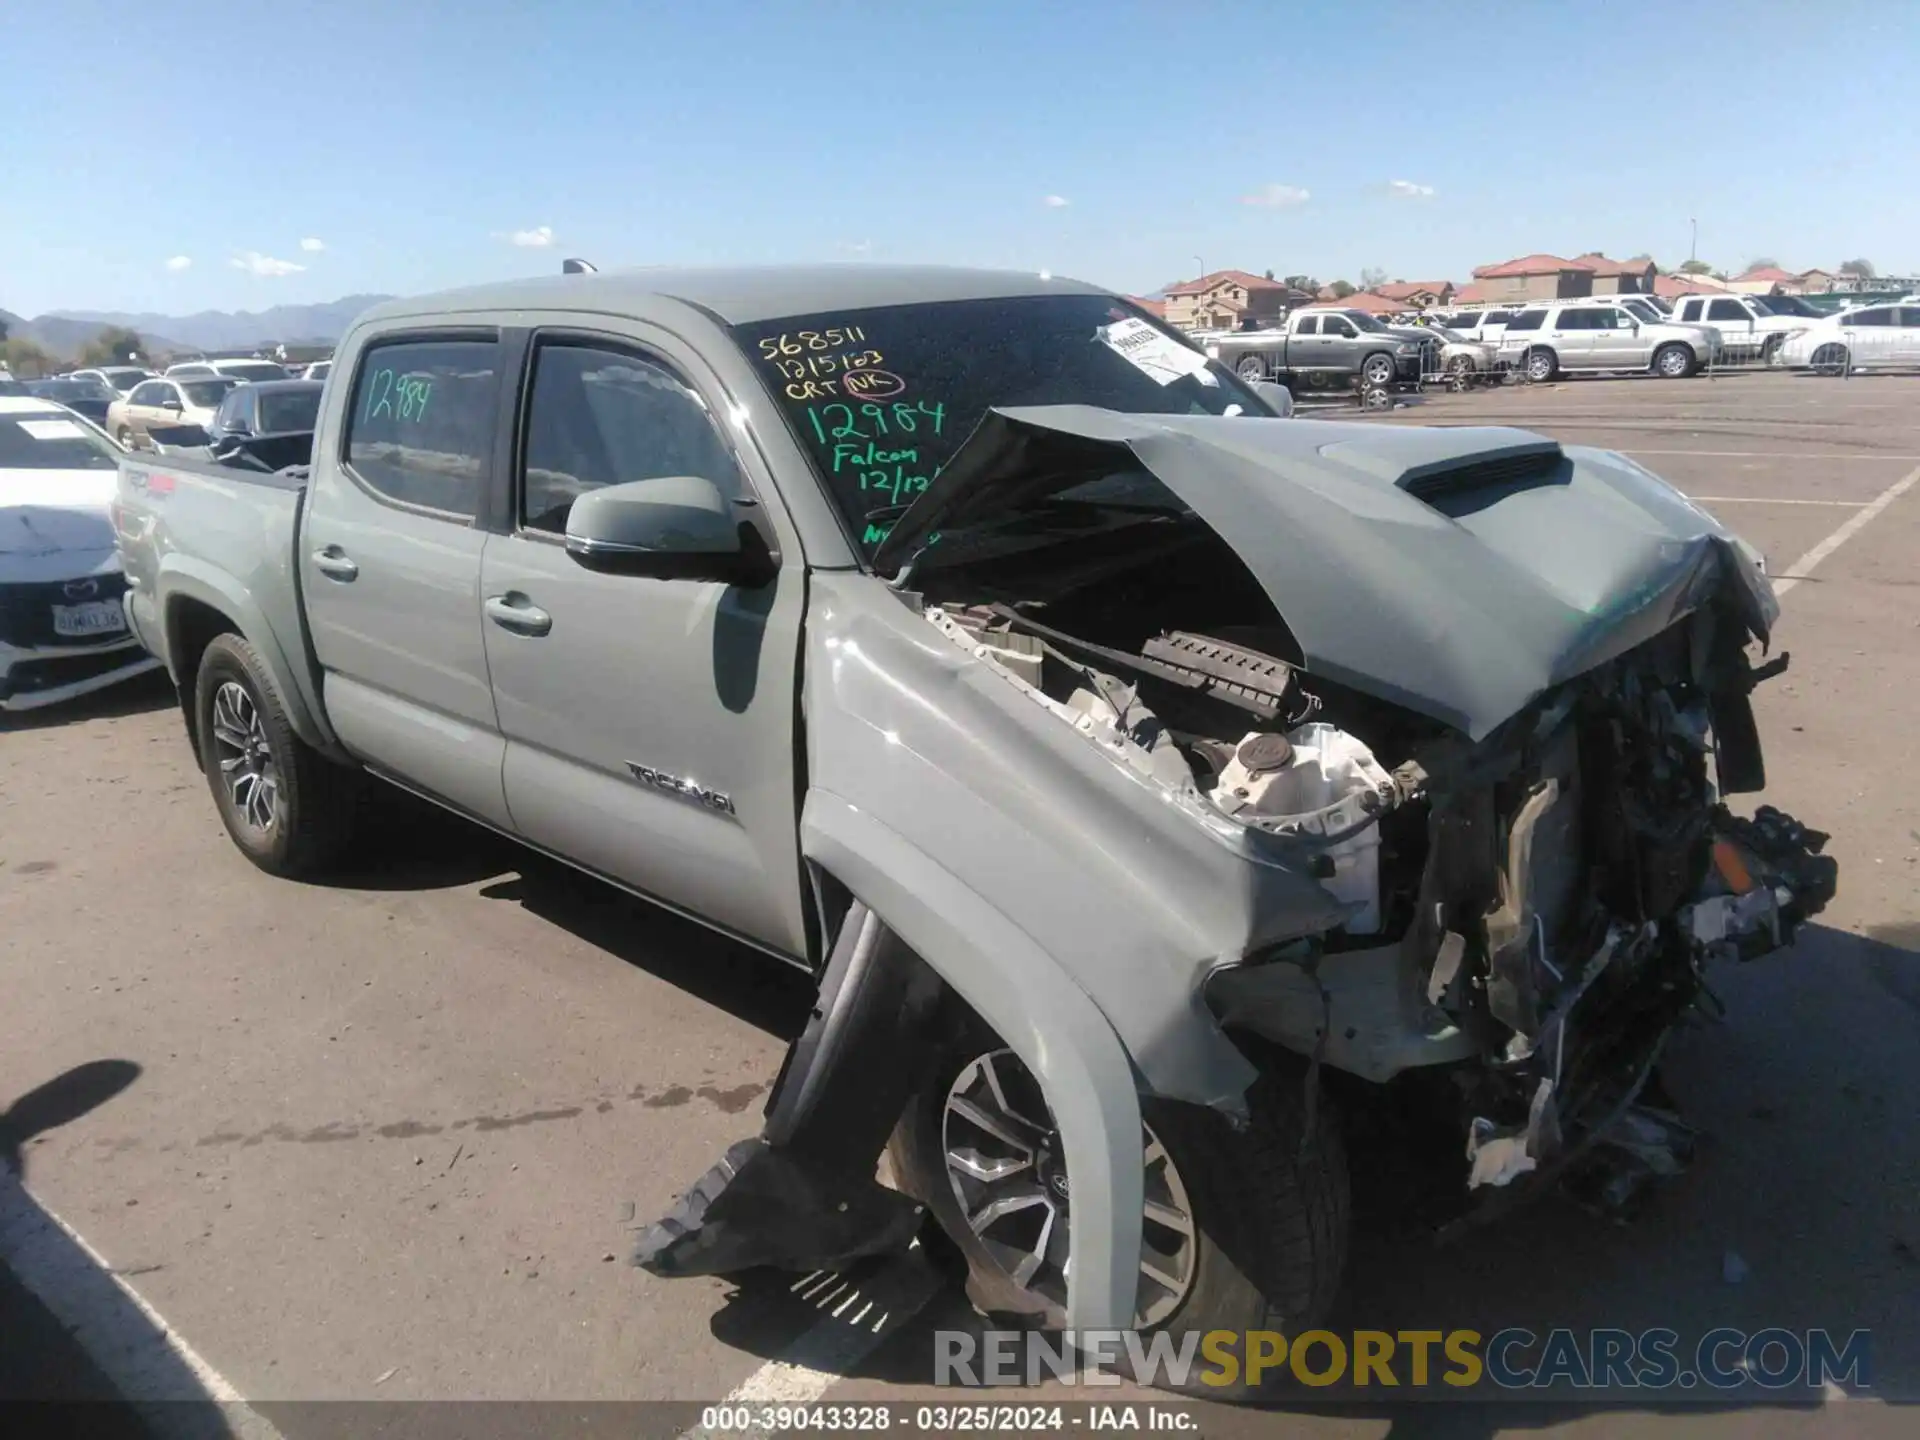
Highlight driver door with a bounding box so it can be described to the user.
[479,325,811,961]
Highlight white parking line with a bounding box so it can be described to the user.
[1772,461,1920,597]
[678,1250,944,1440]
[1686,496,1867,507]
[1627,450,1920,461]
[0,1172,283,1439]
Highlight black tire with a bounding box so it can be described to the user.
[1812,343,1849,377]
[1235,354,1266,381]
[194,633,358,877]
[115,425,135,448]
[1763,333,1786,367]
[1360,352,1397,388]
[1445,354,1477,392]
[1654,342,1696,379]
[888,1034,1349,1397]
[1524,347,1559,383]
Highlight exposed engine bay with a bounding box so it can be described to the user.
[913,519,1837,1221]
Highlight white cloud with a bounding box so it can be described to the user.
[1388,179,1436,198]
[1042,194,1070,208]
[503,225,555,248]
[164,255,192,271]
[299,237,326,252]
[1241,183,1310,208]
[837,239,874,256]
[229,251,306,277]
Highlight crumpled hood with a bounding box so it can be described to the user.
[876,407,1777,739]
[1,468,119,560]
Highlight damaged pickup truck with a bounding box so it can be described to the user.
[111,266,1835,1351]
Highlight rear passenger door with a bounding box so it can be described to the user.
[478,327,811,960]
[300,331,512,828]
[1548,308,1597,367]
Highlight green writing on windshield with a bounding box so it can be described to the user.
[805,400,946,445]
[363,368,434,424]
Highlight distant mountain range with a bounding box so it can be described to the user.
[0,295,393,359]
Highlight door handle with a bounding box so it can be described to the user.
[311,546,359,581]
[484,593,553,637]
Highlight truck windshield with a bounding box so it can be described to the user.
[0,411,122,470]
[730,294,1265,557]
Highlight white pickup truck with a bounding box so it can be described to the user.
[1669,293,1810,362]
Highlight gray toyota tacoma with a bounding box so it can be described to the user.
[111,266,1835,1354]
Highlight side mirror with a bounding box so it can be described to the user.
[1251,380,1295,418]
[565,474,772,584]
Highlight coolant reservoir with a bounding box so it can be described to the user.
[1211,723,1392,932]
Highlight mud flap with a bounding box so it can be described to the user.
[634,903,939,1278]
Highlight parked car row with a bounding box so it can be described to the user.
[0,396,161,709]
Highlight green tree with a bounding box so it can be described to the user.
[1358,266,1389,290]
[1745,256,1779,273]
[1327,279,1356,299]
[1838,258,1876,279]
[1,337,59,378]
[1679,259,1714,275]
[1283,274,1321,293]
[79,325,147,366]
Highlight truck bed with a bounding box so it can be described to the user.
[114,448,330,747]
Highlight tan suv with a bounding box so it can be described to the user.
[105,375,240,448]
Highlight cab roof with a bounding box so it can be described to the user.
[357,265,1111,328]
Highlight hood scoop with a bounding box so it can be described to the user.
[1316,433,1565,505]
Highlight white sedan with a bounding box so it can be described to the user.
[1780,302,1920,374]
[0,397,162,711]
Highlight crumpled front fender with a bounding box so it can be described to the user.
[801,791,1145,1333]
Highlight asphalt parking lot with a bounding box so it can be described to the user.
[2,370,1915,1438]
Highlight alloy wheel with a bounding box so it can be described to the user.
[940,1049,1198,1328]
[210,681,278,834]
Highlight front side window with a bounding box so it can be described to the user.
[128,381,166,406]
[180,379,237,408]
[214,391,249,429]
[344,338,499,517]
[1323,316,1358,338]
[1897,308,1920,328]
[519,342,741,534]
[1846,308,1893,327]
[1486,311,1514,325]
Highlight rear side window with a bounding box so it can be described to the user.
[128,381,166,405]
[1676,299,1702,321]
[344,338,499,518]
[1505,310,1546,333]
[519,342,741,534]
[1708,299,1748,322]
[1485,311,1515,325]
[1899,308,1920,328]
[1847,308,1893,327]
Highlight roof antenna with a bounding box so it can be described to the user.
[562,258,597,274]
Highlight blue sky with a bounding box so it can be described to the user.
[3,0,1916,317]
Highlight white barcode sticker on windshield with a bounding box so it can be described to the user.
[18,419,87,440]
[1098,317,1212,387]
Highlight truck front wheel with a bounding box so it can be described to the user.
[1236,355,1267,381]
[888,1038,1348,1394]
[1360,353,1397,388]
[194,633,357,878]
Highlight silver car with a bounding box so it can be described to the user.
[1499,301,1719,380]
